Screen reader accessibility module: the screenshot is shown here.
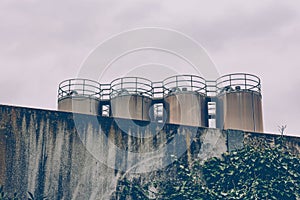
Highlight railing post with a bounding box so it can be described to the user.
[244,74,247,90]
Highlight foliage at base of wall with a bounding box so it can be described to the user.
[0,187,46,200]
[0,186,19,200]
[113,138,300,200]
[1,137,300,199]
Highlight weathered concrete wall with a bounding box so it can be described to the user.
[244,131,300,155]
[0,104,299,199]
[0,105,229,199]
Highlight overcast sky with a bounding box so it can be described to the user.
[1,0,300,135]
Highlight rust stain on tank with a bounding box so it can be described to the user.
[217,91,263,132]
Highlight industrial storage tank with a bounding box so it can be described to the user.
[163,75,208,127]
[110,77,153,121]
[57,79,101,115]
[216,73,263,132]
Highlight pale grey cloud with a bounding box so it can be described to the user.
[0,0,300,135]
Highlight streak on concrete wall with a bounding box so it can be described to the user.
[0,127,5,185]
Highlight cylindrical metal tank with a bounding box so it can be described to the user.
[57,79,101,115]
[163,75,208,127]
[110,77,153,121]
[216,73,263,132]
[110,95,152,120]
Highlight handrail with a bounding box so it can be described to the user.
[58,73,261,101]
[58,78,101,100]
[216,73,261,94]
[163,75,207,96]
[110,77,153,98]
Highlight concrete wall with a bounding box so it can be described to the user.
[0,104,299,199]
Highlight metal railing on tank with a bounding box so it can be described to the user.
[216,73,261,95]
[58,79,101,100]
[163,75,207,96]
[110,77,153,99]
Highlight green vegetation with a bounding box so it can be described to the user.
[0,187,46,200]
[1,138,300,199]
[0,186,19,200]
[114,141,300,199]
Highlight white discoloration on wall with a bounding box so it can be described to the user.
[198,128,227,164]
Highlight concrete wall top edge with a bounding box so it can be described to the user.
[0,104,298,138]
